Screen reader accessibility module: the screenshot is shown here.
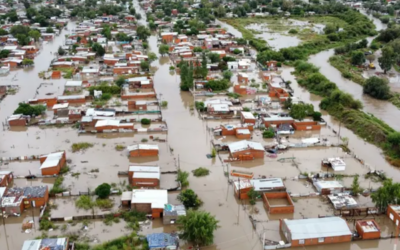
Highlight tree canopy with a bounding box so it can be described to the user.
[363,76,391,100]
[177,210,219,246]
[177,189,202,209]
[95,183,111,198]
[14,103,45,116]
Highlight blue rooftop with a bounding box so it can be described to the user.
[146,233,177,249]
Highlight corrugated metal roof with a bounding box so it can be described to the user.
[228,140,264,153]
[131,189,168,209]
[127,144,159,151]
[40,151,64,169]
[250,178,285,191]
[284,217,351,240]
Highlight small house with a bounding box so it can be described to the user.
[2,186,49,215]
[280,217,352,247]
[39,151,67,175]
[128,100,147,110]
[127,144,159,157]
[52,103,69,117]
[95,120,134,132]
[321,158,346,171]
[130,189,168,218]
[227,140,265,160]
[128,165,160,187]
[313,180,344,195]
[355,220,381,240]
[263,192,294,214]
[241,111,256,125]
[64,81,83,92]
[233,179,253,199]
[161,32,178,43]
[237,73,249,84]
[57,95,86,105]
[163,204,186,225]
[21,237,69,250]
[387,205,400,228]
[7,114,28,127]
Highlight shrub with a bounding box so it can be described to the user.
[100,93,112,101]
[312,111,322,121]
[192,167,210,177]
[363,76,391,100]
[263,127,275,138]
[95,183,111,198]
[141,118,151,125]
[75,195,95,210]
[243,107,250,112]
[177,170,189,187]
[161,101,168,107]
[178,189,203,209]
[288,29,298,34]
[13,103,46,116]
[115,145,125,151]
[204,79,230,91]
[96,198,113,209]
[71,142,93,152]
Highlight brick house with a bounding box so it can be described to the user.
[241,111,256,125]
[129,189,168,218]
[39,151,67,175]
[280,217,352,247]
[7,114,28,127]
[355,220,381,240]
[128,165,160,187]
[128,100,147,110]
[237,73,249,84]
[161,32,178,43]
[57,95,86,104]
[227,140,265,160]
[113,66,139,75]
[387,205,400,229]
[1,186,49,215]
[127,144,159,157]
[95,120,134,132]
[263,192,294,214]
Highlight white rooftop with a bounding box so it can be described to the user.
[95,119,120,127]
[250,178,285,191]
[241,111,255,119]
[65,81,83,87]
[40,151,64,169]
[283,217,352,240]
[131,189,168,209]
[127,144,159,151]
[228,140,264,153]
[52,103,69,110]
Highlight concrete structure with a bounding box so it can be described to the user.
[64,81,83,92]
[327,193,358,209]
[313,180,344,195]
[127,144,159,157]
[21,237,69,250]
[128,165,160,187]
[233,179,253,199]
[322,158,346,171]
[250,178,286,192]
[263,192,294,214]
[163,204,186,225]
[0,171,13,187]
[2,186,49,215]
[355,220,381,240]
[241,111,256,125]
[387,205,400,229]
[7,114,28,126]
[94,120,134,132]
[227,140,264,160]
[39,151,67,176]
[130,189,168,218]
[280,217,352,247]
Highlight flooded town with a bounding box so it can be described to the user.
[2,0,400,250]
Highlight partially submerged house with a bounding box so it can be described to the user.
[227,140,264,160]
[127,144,159,157]
[128,165,160,187]
[163,204,186,225]
[146,233,179,250]
[39,151,67,176]
[21,237,69,250]
[233,178,286,199]
[280,217,352,247]
[355,220,381,240]
[129,189,168,218]
[1,186,49,215]
[263,192,294,214]
[313,180,344,195]
[321,158,346,171]
[7,114,29,127]
[0,171,13,187]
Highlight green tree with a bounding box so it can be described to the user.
[177,210,219,246]
[22,58,34,66]
[351,175,362,196]
[129,8,136,15]
[28,30,41,42]
[14,103,45,116]
[379,46,395,74]
[46,27,54,33]
[115,32,133,42]
[363,76,391,100]
[136,25,151,40]
[289,103,314,121]
[324,24,337,34]
[115,77,126,87]
[208,53,221,63]
[16,34,30,46]
[247,188,258,211]
[312,111,322,121]
[263,127,275,138]
[201,52,208,78]
[371,179,400,212]
[95,183,111,198]
[58,46,66,56]
[158,44,170,56]
[0,50,10,59]
[178,189,202,209]
[222,70,233,80]
[177,170,189,187]
[140,61,150,71]
[148,52,157,62]
[366,54,375,63]
[92,43,105,57]
[0,29,8,36]
[351,51,365,65]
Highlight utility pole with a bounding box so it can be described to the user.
[1,203,9,250]
[237,177,240,225]
[178,155,180,171]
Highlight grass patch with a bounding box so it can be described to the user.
[71,142,93,152]
[75,195,95,210]
[71,172,80,178]
[329,55,366,85]
[115,145,125,151]
[177,170,189,187]
[59,166,70,174]
[96,198,113,209]
[50,176,65,194]
[192,167,210,177]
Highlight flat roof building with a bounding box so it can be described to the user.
[128,165,160,187]
[130,189,168,218]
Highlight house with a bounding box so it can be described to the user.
[52,61,75,68]
[355,220,381,239]
[39,151,67,175]
[263,192,294,214]
[163,204,186,225]
[128,165,160,187]
[227,140,264,159]
[387,205,400,228]
[7,114,28,126]
[241,111,256,124]
[95,120,134,132]
[3,58,22,68]
[41,33,55,41]
[327,193,358,209]
[161,32,178,43]
[64,81,83,92]
[313,180,344,195]
[127,144,159,157]
[237,73,249,84]
[146,233,179,250]
[280,217,352,247]
[130,189,168,218]
[52,103,69,116]
[128,76,153,89]
[57,95,86,104]
[128,100,147,110]
[292,120,321,131]
[1,186,49,215]
[233,179,253,199]
[263,115,294,127]
[250,178,286,192]
[321,158,346,171]
[21,237,69,250]
[204,99,233,115]
[0,171,13,187]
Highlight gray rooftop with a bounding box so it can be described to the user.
[284,217,352,240]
